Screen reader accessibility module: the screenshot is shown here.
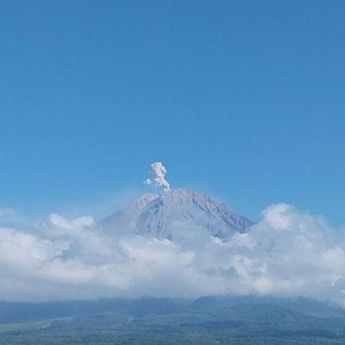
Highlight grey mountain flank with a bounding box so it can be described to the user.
[101,188,253,238]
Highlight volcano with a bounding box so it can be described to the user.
[101,188,252,239]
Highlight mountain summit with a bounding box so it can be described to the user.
[101,188,252,239]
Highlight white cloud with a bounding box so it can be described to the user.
[1,205,345,305]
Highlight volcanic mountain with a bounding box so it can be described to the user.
[101,188,252,239]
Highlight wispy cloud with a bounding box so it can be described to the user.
[0,208,16,218]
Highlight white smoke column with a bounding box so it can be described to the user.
[145,162,171,192]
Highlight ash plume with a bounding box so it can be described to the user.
[145,161,171,192]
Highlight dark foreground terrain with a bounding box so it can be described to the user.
[1,296,345,345]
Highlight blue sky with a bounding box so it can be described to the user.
[1,0,345,225]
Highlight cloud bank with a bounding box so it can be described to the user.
[1,203,345,305]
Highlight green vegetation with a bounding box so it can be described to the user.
[0,297,345,344]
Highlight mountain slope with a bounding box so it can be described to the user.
[101,188,252,238]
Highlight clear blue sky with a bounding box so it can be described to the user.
[1,0,345,225]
